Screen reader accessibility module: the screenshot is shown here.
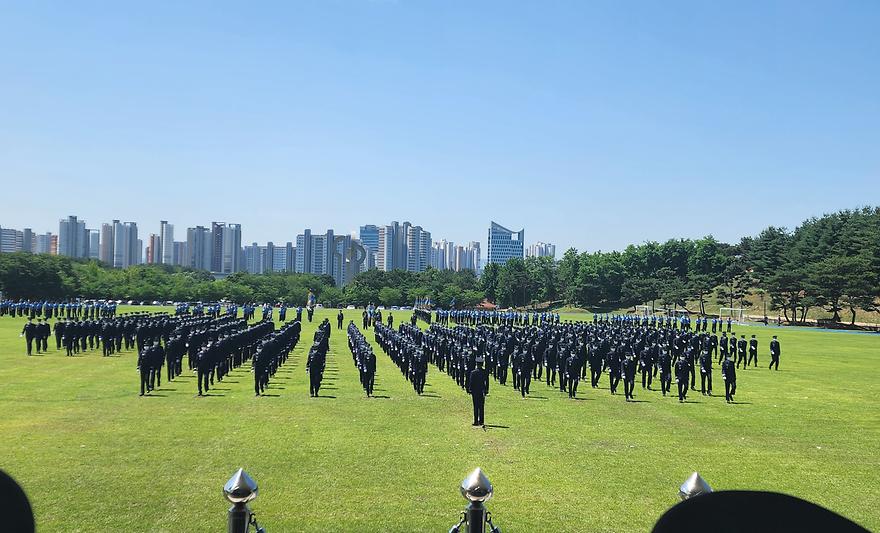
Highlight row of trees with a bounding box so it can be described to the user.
[2,207,877,323]
[480,207,879,324]
[0,253,484,309]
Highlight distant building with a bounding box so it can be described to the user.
[0,227,23,253]
[113,221,139,268]
[211,222,225,272]
[160,220,174,265]
[22,228,34,253]
[173,241,187,266]
[58,215,88,258]
[404,225,431,273]
[273,245,290,272]
[186,226,212,271]
[99,222,115,264]
[146,234,161,264]
[295,229,335,275]
[431,240,450,270]
[35,232,55,254]
[526,242,556,259]
[220,223,242,274]
[244,242,266,274]
[88,230,100,259]
[373,221,432,273]
[283,242,295,272]
[432,239,480,272]
[359,225,379,270]
[487,221,524,266]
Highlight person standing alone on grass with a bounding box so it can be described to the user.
[468,357,489,426]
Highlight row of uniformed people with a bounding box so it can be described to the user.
[347,322,377,396]
[3,300,118,320]
[433,309,561,327]
[373,322,429,395]
[253,320,301,396]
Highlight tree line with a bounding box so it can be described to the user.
[482,207,879,324]
[1,207,877,323]
[0,252,483,309]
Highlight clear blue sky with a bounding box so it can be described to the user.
[1,1,877,253]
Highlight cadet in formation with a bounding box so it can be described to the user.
[347,322,377,397]
[307,319,331,397]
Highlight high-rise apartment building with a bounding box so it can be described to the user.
[526,242,556,259]
[0,227,23,253]
[186,226,212,271]
[100,222,115,264]
[88,230,100,259]
[58,215,88,258]
[113,221,139,268]
[160,220,174,265]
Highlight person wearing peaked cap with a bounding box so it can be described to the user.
[736,335,748,369]
[468,357,489,427]
[748,334,759,367]
[769,335,781,371]
[721,353,737,403]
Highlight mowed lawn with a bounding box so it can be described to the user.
[1,307,878,532]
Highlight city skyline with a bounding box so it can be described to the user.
[1,215,556,280]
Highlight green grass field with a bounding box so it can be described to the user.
[1,307,878,532]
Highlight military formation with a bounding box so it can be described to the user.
[19,311,169,357]
[306,319,332,397]
[2,299,118,320]
[434,309,561,327]
[373,322,430,395]
[347,322,377,397]
[370,311,784,408]
[253,320,302,395]
[11,299,789,413]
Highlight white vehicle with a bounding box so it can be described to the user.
[346,305,356,310]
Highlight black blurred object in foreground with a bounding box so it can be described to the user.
[653,490,869,533]
[0,470,35,533]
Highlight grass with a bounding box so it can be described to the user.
[1,306,878,532]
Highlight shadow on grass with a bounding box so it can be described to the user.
[483,424,510,430]
[420,393,441,398]
[142,394,168,397]
[259,393,280,397]
[317,395,336,399]
[371,395,391,399]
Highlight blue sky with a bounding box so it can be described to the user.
[1,1,877,253]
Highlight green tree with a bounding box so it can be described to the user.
[481,263,500,303]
